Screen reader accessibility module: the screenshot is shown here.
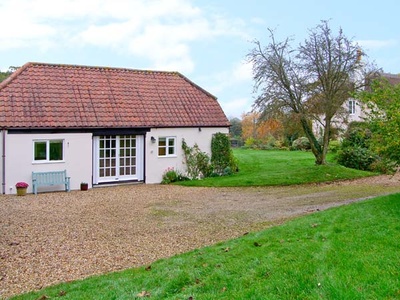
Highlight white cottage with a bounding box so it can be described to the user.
[0,62,229,194]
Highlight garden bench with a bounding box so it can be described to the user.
[32,170,71,194]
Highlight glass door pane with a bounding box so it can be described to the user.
[119,135,137,179]
[99,135,117,180]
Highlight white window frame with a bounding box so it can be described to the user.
[158,136,176,157]
[33,139,64,163]
[348,99,356,115]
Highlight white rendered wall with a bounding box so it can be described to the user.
[0,130,4,194]
[5,132,92,194]
[145,127,229,184]
[348,100,366,123]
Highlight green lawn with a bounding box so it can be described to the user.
[13,193,400,299]
[10,150,392,299]
[179,149,375,187]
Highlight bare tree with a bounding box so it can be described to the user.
[248,21,375,164]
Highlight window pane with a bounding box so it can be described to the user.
[168,146,175,155]
[158,147,166,156]
[158,138,166,147]
[49,141,63,160]
[125,167,131,175]
[34,142,47,160]
[168,138,175,155]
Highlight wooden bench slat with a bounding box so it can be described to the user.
[32,170,70,194]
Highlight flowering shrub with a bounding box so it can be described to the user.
[15,182,29,188]
[161,167,188,184]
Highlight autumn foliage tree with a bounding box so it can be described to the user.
[241,112,283,147]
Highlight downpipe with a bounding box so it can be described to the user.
[2,129,5,194]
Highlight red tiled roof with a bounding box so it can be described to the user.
[0,62,229,129]
[382,73,400,86]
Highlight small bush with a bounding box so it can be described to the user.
[212,132,238,175]
[182,141,213,179]
[244,137,261,149]
[336,147,379,171]
[328,140,341,153]
[341,122,372,148]
[369,158,397,174]
[291,137,311,151]
[161,168,180,184]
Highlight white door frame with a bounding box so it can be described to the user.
[93,135,144,184]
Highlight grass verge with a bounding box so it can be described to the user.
[12,193,400,299]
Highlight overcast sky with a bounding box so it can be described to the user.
[1,0,399,118]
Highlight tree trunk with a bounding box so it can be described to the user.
[321,117,332,165]
[300,117,325,165]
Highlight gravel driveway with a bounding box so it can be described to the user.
[1,175,400,298]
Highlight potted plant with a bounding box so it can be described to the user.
[15,182,29,196]
[80,182,88,191]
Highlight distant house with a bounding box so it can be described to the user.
[314,72,400,137]
[0,62,229,194]
[347,73,400,123]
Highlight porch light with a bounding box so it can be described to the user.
[151,136,156,143]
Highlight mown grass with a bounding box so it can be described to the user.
[179,149,375,187]
[12,193,400,299]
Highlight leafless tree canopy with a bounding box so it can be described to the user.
[247,20,378,165]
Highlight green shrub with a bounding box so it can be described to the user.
[369,158,397,174]
[291,137,311,151]
[244,137,261,149]
[161,167,188,184]
[336,146,379,171]
[211,132,238,174]
[328,140,341,153]
[182,140,213,179]
[341,122,372,148]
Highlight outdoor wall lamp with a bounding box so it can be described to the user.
[151,136,156,143]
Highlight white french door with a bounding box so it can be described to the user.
[93,135,144,184]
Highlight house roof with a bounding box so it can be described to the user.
[382,72,400,86]
[0,62,229,129]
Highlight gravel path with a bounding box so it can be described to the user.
[1,175,400,298]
